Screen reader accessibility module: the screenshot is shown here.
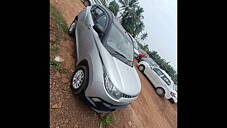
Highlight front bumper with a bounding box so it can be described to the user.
[80,92,129,113]
[172,97,177,103]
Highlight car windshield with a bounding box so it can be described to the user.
[134,41,139,50]
[106,25,134,64]
[130,36,139,50]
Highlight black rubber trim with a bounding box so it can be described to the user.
[80,92,128,113]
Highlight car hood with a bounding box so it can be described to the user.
[99,45,141,96]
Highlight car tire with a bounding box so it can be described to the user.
[83,0,90,6]
[169,98,175,104]
[138,65,145,72]
[71,65,89,94]
[155,87,165,97]
[68,16,78,37]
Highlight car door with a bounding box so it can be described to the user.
[76,5,107,62]
[144,66,158,86]
[148,68,164,88]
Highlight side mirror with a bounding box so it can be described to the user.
[93,24,104,37]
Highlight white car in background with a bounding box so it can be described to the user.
[140,58,159,67]
[138,60,177,103]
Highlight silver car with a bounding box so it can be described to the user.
[68,5,141,113]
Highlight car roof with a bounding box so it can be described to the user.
[103,6,132,41]
[95,4,133,43]
[97,5,129,35]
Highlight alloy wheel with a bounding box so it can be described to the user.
[72,69,84,89]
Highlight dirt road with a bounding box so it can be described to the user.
[50,0,177,128]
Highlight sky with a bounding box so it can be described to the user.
[139,0,177,71]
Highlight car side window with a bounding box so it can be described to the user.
[91,6,108,30]
[96,15,107,29]
[91,7,103,21]
[153,68,164,76]
[161,75,171,85]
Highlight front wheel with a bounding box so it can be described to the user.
[71,65,89,94]
[155,87,165,97]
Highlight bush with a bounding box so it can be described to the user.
[100,113,113,125]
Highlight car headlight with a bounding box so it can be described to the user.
[103,68,122,100]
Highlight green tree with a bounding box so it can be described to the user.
[119,0,145,37]
[173,74,177,85]
[141,32,148,41]
[142,44,149,52]
[119,0,139,12]
[108,0,119,16]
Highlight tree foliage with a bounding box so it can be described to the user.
[142,44,149,53]
[119,0,145,38]
[141,32,148,41]
[108,0,119,16]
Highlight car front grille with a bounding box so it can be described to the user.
[122,93,137,98]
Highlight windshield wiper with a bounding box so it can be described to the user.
[112,50,132,63]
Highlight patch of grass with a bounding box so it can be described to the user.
[50,40,60,53]
[50,4,69,41]
[100,113,113,126]
[50,4,68,33]
[50,44,60,53]
[50,57,65,73]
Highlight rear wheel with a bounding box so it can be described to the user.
[138,65,145,72]
[156,87,165,97]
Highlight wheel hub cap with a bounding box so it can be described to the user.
[157,88,163,95]
[139,66,144,71]
[72,70,84,89]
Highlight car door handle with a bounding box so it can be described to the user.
[88,24,92,29]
